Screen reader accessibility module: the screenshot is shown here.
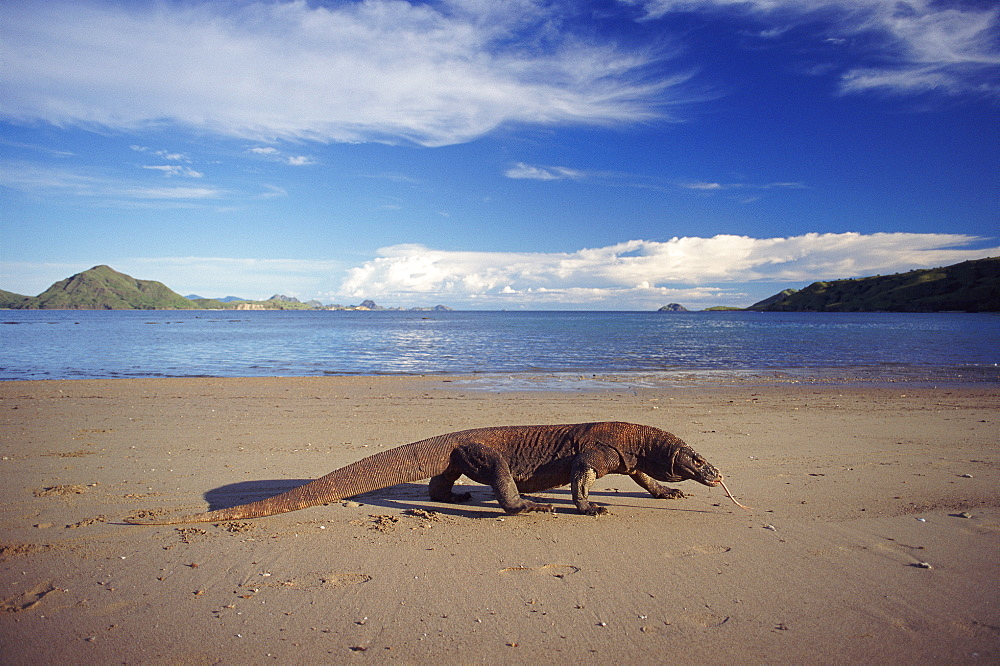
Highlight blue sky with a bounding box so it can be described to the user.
[2,0,998,309]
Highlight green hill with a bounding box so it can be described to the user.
[749,257,1000,312]
[189,298,230,309]
[0,289,30,309]
[15,265,199,310]
[747,289,797,311]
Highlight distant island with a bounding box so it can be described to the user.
[657,256,998,313]
[0,265,453,312]
[746,256,999,312]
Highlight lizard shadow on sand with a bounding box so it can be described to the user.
[201,479,501,520]
[201,480,717,520]
[202,479,312,510]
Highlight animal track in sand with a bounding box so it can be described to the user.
[220,521,256,533]
[350,514,400,532]
[682,611,731,628]
[122,507,170,523]
[662,545,732,558]
[65,515,107,529]
[33,484,90,497]
[0,543,52,560]
[175,527,209,544]
[499,564,580,578]
[262,572,372,590]
[43,449,97,458]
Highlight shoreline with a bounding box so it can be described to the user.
[2,376,997,662]
[4,362,1000,387]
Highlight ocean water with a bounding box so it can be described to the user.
[1,310,998,385]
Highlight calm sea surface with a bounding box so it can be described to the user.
[1,310,998,385]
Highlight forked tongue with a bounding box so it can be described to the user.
[718,478,751,511]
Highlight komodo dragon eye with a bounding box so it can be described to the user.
[692,459,704,468]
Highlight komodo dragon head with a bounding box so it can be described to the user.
[654,444,723,487]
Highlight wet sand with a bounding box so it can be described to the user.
[1,376,997,663]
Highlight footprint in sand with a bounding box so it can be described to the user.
[1,582,59,613]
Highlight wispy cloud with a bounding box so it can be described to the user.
[505,163,587,181]
[1,1,685,147]
[630,0,1000,97]
[256,184,288,200]
[363,172,423,185]
[120,186,219,200]
[123,257,344,300]
[130,145,187,161]
[679,180,806,191]
[248,146,316,166]
[0,160,223,205]
[338,233,1000,308]
[142,165,204,178]
[0,138,74,157]
[502,166,806,194]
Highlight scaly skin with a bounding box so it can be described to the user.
[125,422,723,524]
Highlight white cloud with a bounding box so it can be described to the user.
[142,165,204,178]
[629,0,1000,97]
[337,233,1000,308]
[248,146,316,166]
[505,162,587,181]
[1,1,683,147]
[680,181,725,190]
[504,162,586,180]
[679,180,806,191]
[130,145,188,161]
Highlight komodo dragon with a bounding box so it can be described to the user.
[126,421,730,525]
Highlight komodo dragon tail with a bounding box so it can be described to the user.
[125,435,458,525]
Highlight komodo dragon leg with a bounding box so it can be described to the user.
[450,443,555,515]
[571,446,627,516]
[427,467,472,503]
[629,471,688,499]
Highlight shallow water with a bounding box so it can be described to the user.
[1,309,997,384]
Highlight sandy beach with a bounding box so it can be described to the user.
[1,376,997,663]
